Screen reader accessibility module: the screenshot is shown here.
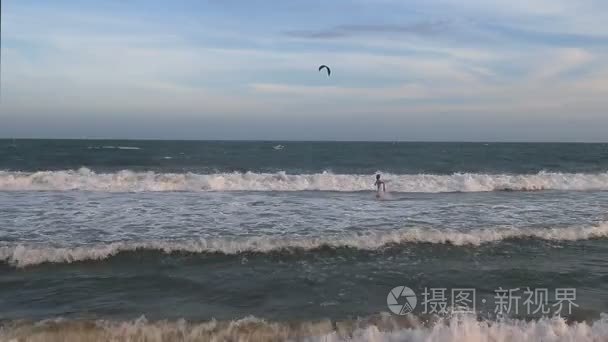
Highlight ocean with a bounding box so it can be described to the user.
[1,139,607,341]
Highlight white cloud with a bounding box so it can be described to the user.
[532,48,594,80]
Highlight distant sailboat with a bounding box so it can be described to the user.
[8,138,17,148]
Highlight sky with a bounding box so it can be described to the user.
[1,0,608,141]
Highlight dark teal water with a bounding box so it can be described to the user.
[2,139,608,173]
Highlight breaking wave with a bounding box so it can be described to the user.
[1,314,607,342]
[2,223,607,267]
[1,168,608,192]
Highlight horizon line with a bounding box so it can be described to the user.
[1,137,607,144]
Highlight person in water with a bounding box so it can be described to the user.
[375,174,386,196]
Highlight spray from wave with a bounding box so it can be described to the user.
[1,314,607,342]
[2,223,607,267]
[1,168,608,192]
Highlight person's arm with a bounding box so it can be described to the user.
[383,182,386,192]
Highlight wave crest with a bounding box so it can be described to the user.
[1,168,608,192]
[2,223,607,267]
[1,314,607,342]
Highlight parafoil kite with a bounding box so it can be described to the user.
[318,65,331,76]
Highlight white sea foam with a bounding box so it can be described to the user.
[1,314,607,342]
[1,223,606,267]
[88,146,141,150]
[1,168,608,192]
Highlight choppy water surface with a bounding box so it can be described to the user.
[1,140,608,341]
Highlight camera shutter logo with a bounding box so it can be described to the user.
[387,286,417,315]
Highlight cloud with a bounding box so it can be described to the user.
[248,46,608,117]
[250,83,433,101]
[532,48,594,80]
[481,24,608,47]
[285,21,451,39]
[286,19,608,49]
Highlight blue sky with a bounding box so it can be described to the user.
[1,0,608,141]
